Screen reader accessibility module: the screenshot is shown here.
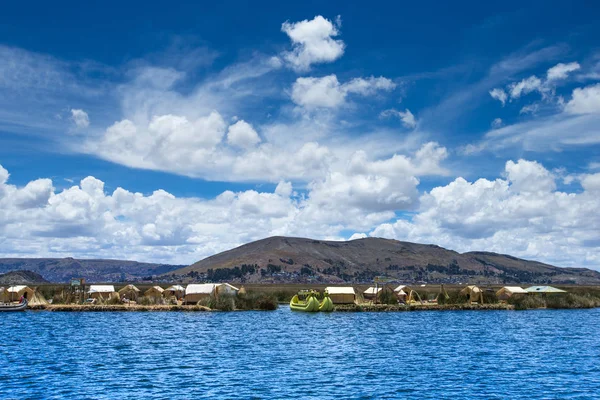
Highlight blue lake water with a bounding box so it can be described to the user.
[1,307,599,399]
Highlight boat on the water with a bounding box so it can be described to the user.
[290,290,334,312]
[290,290,320,312]
[318,291,334,312]
[0,298,28,312]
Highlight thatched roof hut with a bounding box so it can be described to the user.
[145,286,164,298]
[2,285,35,302]
[164,285,185,299]
[29,289,49,306]
[325,287,355,304]
[238,286,247,296]
[118,284,141,300]
[363,286,382,300]
[460,285,484,304]
[496,286,528,300]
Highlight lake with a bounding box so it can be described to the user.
[1,308,599,399]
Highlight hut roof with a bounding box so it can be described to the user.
[165,285,185,292]
[186,283,217,295]
[118,284,140,293]
[364,287,382,295]
[326,286,355,295]
[394,285,411,292]
[525,286,566,293]
[396,289,407,296]
[7,285,30,293]
[221,283,239,291]
[460,285,482,294]
[500,286,528,294]
[146,286,164,293]
[88,285,115,294]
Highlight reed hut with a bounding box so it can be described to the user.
[145,286,164,299]
[525,286,567,296]
[394,285,414,302]
[238,286,247,296]
[88,285,117,300]
[363,286,382,301]
[118,284,141,301]
[2,285,35,302]
[164,285,185,299]
[496,286,528,301]
[325,287,356,304]
[460,285,484,304]
[29,289,49,306]
[184,283,239,304]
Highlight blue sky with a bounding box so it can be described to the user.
[0,1,599,268]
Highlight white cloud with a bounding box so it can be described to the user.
[281,15,345,71]
[370,159,600,269]
[70,109,90,128]
[491,118,503,128]
[547,62,580,81]
[508,75,543,99]
[381,108,417,129]
[489,88,507,105]
[227,120,261,149]
[291,74,395,109]
[519,104,539,115]
[565,83,600,114]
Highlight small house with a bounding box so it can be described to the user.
[363,286,382,301]
[164,285,185,299]
[145,286,164,299]
[184,283,239,304]
[325,287,356,304]
[460,285,483,304]
[3,285,35,302]
[118,284,140,301]
[525,286,567,296]
[496,286,528,301]
[88,285,117,300]
[394,285,413,302]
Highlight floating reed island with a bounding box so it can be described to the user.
[3,282,600,312]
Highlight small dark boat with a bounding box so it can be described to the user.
[0,299,28,312]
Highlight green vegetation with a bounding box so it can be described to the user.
[198,292,278,311]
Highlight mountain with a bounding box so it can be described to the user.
[173,236,600,285]
[0,258,183,283]
[0,270,48,286]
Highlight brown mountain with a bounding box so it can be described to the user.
[0,270,48,286]
[174,236,600,285]
[0,258,183,283]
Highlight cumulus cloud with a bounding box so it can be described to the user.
[547,62,581,81]
[380,108,417,129]
[370,159,600,269]
[70,109,90,128]
[565,83,600,114]
[508,75,543,99]
[291,74,395,109]
[489,88,507,105]
[227,120,261,149]
[281,15,345,71]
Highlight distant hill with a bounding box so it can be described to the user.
[0,258,183,283]
[0,270,48,286]
[173,236,600,285]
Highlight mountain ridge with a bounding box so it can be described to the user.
[174,236,600,284]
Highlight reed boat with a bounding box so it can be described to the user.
[0,298,28,312]
[318,292,334,312]
[290,290,320,312]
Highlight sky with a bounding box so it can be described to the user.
[0,1,599,269]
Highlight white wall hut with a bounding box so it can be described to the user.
[145,286,164,298]
[394,285,413,302]
[525,286,567,295]
[2,285,35,302]
[363,286,382,301]
[496,286,528,301]
[325,287,356,304]
[164,285,185,299]
[88,285,117,300]
[118,284,140,301]
[184,283,239,304]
